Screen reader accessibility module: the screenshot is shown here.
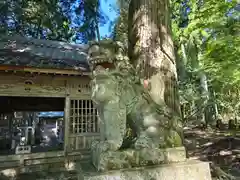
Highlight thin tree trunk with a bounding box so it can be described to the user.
[189,36,210,125]
[198,51,210,125]
[95,0,101,42]
[95,22,101,42]
[176,43,187,82]
[213,91,219,119]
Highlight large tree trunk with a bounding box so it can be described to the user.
[128,0,180,114]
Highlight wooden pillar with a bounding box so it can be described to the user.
[64,96,70,155]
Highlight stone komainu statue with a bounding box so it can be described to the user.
[91,66,183,151]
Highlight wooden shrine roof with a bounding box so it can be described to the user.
[0,35,91,75]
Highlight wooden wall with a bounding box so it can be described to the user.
[0,72,100,168]
[0,72,91,98]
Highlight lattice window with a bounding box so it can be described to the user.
[69,99,99,134]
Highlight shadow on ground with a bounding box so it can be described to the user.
[184,127,240,179]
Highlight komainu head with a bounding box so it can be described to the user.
[91,66,120,105]
[91,65,139,106]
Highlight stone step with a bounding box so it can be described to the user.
[84,160,212,180]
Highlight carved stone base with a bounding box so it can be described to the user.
[91,142,186,172]
[84,160,212,180]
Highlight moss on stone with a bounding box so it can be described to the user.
[164,130,183,148]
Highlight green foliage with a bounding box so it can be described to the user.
[109,0,240,122]
[171,0,240,121]
[111,0,130,44]
[0,0,71,40]
[0,0,108,42]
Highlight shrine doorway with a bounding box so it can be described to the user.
[0,96,65,156]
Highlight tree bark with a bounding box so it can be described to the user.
[128,0,180,114]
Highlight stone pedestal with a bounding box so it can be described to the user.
[89,143,212,180]
[91,142,186,172]
[84,160,212,180]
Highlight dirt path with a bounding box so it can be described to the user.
[184,127,240,179]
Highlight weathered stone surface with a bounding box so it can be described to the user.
[84,160,212,180]
[91,143,186,172]
[91,64,183,152]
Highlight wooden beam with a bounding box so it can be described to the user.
[0,151,83,168]
[0,96,65,111]
[0,151,65,162]
[0,65,91,76]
